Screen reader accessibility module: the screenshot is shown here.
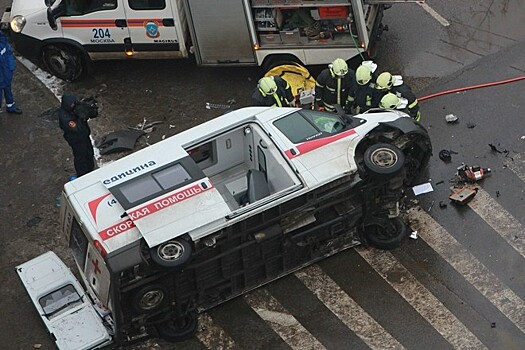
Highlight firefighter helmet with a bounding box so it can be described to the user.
[379,93,401,109]
[258,76,277,96]
[356,65,372,85]
[376,72,394,90]
[330,58,349,77]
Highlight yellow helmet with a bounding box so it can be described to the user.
[379,93,401,109]
[376,72,394,90]
[355,65,372,85]
[258,76,277,96]
[330,58,349,77]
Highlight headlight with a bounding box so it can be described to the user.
[10,15,26,33]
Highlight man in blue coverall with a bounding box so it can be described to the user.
[0,31,22,114]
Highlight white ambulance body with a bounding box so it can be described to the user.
[46,106,431,345]
[0,0,417,81]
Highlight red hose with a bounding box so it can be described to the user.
[418,75,525,101]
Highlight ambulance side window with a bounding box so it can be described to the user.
[129,0,165,10]
[64,0,117,15]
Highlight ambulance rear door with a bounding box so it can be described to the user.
[57,0,131,57]
[122,0,182,56]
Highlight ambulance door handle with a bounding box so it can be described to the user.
[115,19,127,27]
[163,18,174,27]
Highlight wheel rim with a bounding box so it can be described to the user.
[47,53,68,75]
[158,241,185,261]
[370,147,398,169]
[139,289,165,310]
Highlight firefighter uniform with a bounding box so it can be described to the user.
[58,93,98,177]
[252,76,294,107]
[315,58,355,112]
[373,72,421,121]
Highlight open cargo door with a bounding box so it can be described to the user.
[16,251,112,350]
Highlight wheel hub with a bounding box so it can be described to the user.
[140,290,164,310]
[159,241,184,261]
[371,147,398,168]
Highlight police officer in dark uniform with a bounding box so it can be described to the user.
[315,58,355,112]
[58,93,98,177]
[252,76,295,107]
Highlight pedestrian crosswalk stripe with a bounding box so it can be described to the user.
[468,188,525,259]
[408,207,525,333]
[244,288,326,350]
[295,264,405,350]
[196,313,238,350]
[505,153,525,183]
[357,247,487,349]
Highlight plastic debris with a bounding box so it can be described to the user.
[439,149,451,162]
[412,182,433,196]
[410,231,418,239]
[521,135,525,140]
[439,201,447,209]
[206,102,232,110]
[466,122,476,129]
[445,114,458,123]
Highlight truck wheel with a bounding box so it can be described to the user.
[132,283,168,313]
[363,143,405,178]
[150,238,192,268]
[156,312,198,342]
[42,45,84,82]
[363,217,407,250]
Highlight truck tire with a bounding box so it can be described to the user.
[150,238,192,268]
[363,143,405,178]
[42,45,84,82]
[363,217,407,250]
[132,283,168,313]
[156,312,198,342]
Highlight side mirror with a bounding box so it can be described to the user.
[47,7,57,30]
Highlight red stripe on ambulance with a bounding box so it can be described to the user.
[285,128,357,159]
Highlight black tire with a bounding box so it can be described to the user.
[363,143,405,178]
[363,217,408,250]
[150,238,192,268]
[132,283,168,313]
[156,312,198,342]
[42,45,84,82]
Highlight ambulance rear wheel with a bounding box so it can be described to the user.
[150,238,192,268]
[42,45,84,82]
[156,312,197,342]
[363,143,405,179]
[363,217,408,250]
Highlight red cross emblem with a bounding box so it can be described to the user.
[91,258,101,274]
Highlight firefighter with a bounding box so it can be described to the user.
[350,61,378,114]
[58,93,98,177]
[252,76,295,107]
[379,92,407,112]
[373,71,421,121]
[315,58,355,112]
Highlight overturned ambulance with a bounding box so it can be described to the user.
[49,106,431,346]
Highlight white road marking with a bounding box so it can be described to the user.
[244,289,325,350]
[16,56,64,100]
[468,188,525,259]
[506,153,525,183]
[196,313,238,350]
[408,208,525,333]
[357,247,487,349]
[295,265,405,350]
[418,2,450,27]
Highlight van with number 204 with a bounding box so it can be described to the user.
[17,106,431,347]
[1,0,417,81]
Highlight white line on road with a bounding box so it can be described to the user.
[468,188,525,259]
[196,313,238,350]
[295,264,405,350]
[506,152,525,183]
[244,288,326,350]
[418,2,450,27]
[16,56,64,100]
[357,247,487,349]
[408,208,525,333]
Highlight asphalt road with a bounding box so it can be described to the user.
[1,1,525,349]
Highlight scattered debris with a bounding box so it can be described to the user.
[435,180,444,185]
[206,102,233,110]
[445,114,458,123]
[449,186,478,205]
[412,182,434,196]
[130,118,164,132]
[26,216,42,227]
[488,143,509,156]
[521,135,525,140]
[96,129,146,155]
[491,322,496,328]
[439,201,447,209]
[466,122,476,129]
[33,344,42,349]
[438,149,458,163]
[410,231,418,239]
[496,190,500,198]
[427,200,435,211]
[456,163,491,182]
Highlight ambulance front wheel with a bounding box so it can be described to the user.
[156,312,198,342]
[150,238,192,268]
[42,44,84,82]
